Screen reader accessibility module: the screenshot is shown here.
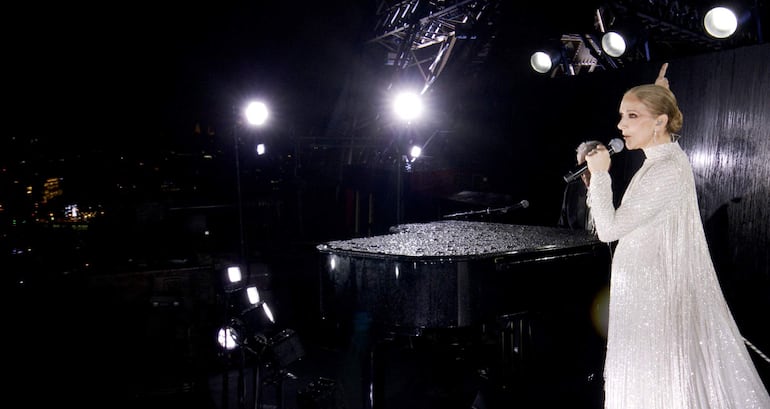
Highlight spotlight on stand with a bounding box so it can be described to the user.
[214,274,304,409]
[231,286,271,322]
[217,318,254,351]
[220,265,244,293]
[216,267,304,365]
[228,265,242,282]
[217,325,239,351]
[240,301,276,340]
[217,302,276,354]
[390,88,426,225]
[217,279,273,349]
[245,101,269,126]
[216,264,243,297]
[232,100,270,269]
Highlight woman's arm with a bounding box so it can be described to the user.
[587,160,682,242]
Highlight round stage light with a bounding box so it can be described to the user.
[704,7,738,39]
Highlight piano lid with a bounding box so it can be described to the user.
[316,220,601,261]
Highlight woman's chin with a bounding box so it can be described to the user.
[624,139,639,150]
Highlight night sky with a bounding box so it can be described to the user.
[8,2,377,145]
[7,1,619,144]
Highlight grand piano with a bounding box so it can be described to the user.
[316,220,611,409]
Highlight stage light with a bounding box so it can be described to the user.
[256,143,266,156]
[409,145,422,161]
[393,91,423,122]
[599,18,649,62]
[245,101,269,126]
[261,302,275,324]
[529,40,572,74]
[601,31,627,58]
[241,302,277,341]
[530,51,554,74]
[246,286,260,305]
[218,320,304,368]
[217,325,240,350]
[228,266,242,284]
[221,265,245,293]
[229,284,262,315]
[217,302,277,351]
[704,6,738,38]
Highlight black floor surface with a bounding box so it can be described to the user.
[6,245,608,409]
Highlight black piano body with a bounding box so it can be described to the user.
[318,220,610,332]
[316,221,612,409]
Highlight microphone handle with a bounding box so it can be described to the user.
[563,164,588,183]
[563,146,618,183]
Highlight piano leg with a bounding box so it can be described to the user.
[333,311,393,409]
[366,337,385,409]
[499,311,534,374]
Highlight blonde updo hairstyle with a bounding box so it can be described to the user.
[625,84,684,134]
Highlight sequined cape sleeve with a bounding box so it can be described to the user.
[586,160,683,243]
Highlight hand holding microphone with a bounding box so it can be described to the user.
[563,138,624,183]
[585,144,612,173]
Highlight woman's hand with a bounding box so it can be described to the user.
[586,144,611,173]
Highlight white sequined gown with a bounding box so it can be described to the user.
[587,141,770,409]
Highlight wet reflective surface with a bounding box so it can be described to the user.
[318,220,601,260]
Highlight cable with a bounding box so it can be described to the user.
[744,337,770,365]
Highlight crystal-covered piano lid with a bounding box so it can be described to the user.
[317,220,610,330]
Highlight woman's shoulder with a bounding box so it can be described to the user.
[642,148,690,184]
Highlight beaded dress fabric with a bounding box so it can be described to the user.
[587,141,770,409]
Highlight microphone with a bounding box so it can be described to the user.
[511,199,529,210]
[442,199,529,219]
[563,138,625,183]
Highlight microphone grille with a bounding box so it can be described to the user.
[608,138,625,153]
[520,200,530,208]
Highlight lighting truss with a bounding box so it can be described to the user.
[369,0,501,92]
[601,0,762,58]
[557,34,618,77]
[537,1,763,77]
